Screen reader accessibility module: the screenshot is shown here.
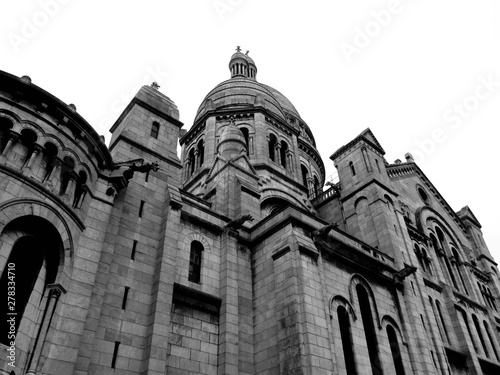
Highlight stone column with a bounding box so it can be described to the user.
[43,158,62,192]
[307,176,315,198]
[26,284,66,375]
[218,229,240,374]
[63,171,78,205]
[184,159,191,182]
[22,143,43,177]
[194,149,199,171]
[0,131,20,161]
[275,143,281,165]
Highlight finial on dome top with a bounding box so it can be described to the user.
[229,46,258,80]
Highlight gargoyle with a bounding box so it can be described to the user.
[128,161,160,174]
[393,266,417,285]
[312,223,338,239]
[312,223,339,252]
[225,214,254,231]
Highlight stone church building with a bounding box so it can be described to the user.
[0,49,499,375]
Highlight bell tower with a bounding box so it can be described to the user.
[331,129,404,258]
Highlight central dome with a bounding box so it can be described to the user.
[194,77,302,123]
[193,48,316,146]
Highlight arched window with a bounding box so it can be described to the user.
[337,306,356,375]
[301,165,309,191]
[197,140,204,168]
[314,176,321,197]
[349,161,356,176]
[150,121,160,139]
[357,284,382,375]
[436,227,458,289]
[483,320,499,361]
[421,248,432,275]
[73,171,88,208]
[59,156,75,195]
[268,134,277,161]
[460,310,478,352]
[0,117,13,154]
[435,300,450,343]
[240,128,250,155]
[280,141,287,169]
[472,314,489,358]
[452,248,468,294]
[188,148,195,177]
[387,325,405,375]
[19,128,37,166]
[188,241,203,284]
[42,142,58,180]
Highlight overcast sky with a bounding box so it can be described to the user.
[2,0,499,264]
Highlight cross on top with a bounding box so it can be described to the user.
[236,46,241,53]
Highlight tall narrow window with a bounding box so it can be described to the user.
[428,297,444,342]
[151,121,159,139]
[461,310,478,352]
[280,141,288,169]
[268,134,277,161]
[357,285,382,375]
[452,248,468,294]
[375,159,381,173]
[138,200,145,217]
[241,128,250,155]
[349,161,356,176]
[131,240,137,260]
[188,241,203,283]
[435,300,450,343]
[387,325,405,375]
[337,306,356,375]
[188,148,195,176]
[421,249,432,275]
[111,341,120,368]
[122,287,130,310]
[314,176,321,197]
[197,139,205,168]
[472,314,489,358]
[436,229,458,289]
[483,320,499,361]
[301,165,309,190]
[59,156,75,195]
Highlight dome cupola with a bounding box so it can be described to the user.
[229,46,257,80]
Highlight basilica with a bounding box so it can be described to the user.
[0,49,499,375]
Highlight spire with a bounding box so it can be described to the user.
[229,46,257,80]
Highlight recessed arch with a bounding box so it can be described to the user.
[0,199,74,261]
[349,274,381,328]
[330,295,357,320]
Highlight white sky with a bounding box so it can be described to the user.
[1,0,499,264]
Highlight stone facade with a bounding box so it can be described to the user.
[0,50,499,375]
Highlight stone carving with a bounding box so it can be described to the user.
[128,161,160,174]
[225,214,254,231]
[393,266,417,286]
